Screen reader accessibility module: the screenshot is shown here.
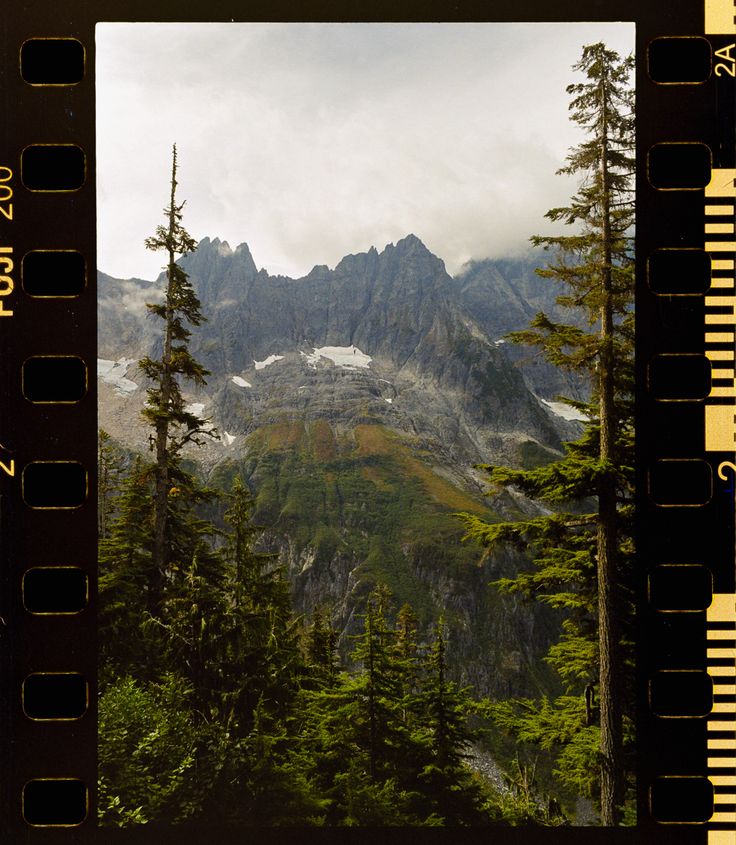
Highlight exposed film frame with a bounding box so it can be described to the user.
[0,2,731,843]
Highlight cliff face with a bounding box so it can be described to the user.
[98,235,578,698]
[453,254,592,403]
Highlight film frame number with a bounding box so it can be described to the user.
[715,42,736,77]
[0,166,12,221]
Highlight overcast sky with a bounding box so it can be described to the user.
[96,22,633,281]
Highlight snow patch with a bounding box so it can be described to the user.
[493,339,507,346]
[301,345,372,369]
[540,399,588,422]
[183,403,216,433]
[184,402,206,418]
[98,358,138,395]
[222,431,236,446]
[232,376,252,388]
[254,354,284,370]
[384,398,393,404]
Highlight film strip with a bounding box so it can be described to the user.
[0,0,732,842]
[0,14,97,840]
[641,1,736,842]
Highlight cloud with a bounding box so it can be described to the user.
[96,22,634,280]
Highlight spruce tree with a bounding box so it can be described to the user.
[303,608,340,690]
[299,588,423,824]
[347,585,402,784]
[459,42,634,824]
[220,476,300,730]
[99,456,157,682]
[417,618,487,825]
[392,603,422,729]
[139,144,215,612]
[98,428,125,540]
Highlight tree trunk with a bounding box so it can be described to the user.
[597,77,624,826]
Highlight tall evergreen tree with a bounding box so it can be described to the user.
[392,603,422,728]
[139,144,215,612]
[219,476,300,730]
[99,456,158,682]
[98,428,125,540]
[303,608,340,690]
[459,43,634,824]
[417,618,487,825]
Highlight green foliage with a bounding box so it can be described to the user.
[333,762,421,826]
[99,456,160,684]
[486,695,600,804]
[140,145,219,619]
[139,145,214,453]
[291,588,503,826]
[98,675,205,825]
[98,428,126,539]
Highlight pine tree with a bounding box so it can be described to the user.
[348,585,401,784]
[220,476,301,731]
[459,43,634,824]
[98,428,125,540]
[139,144,215,612]
[99,456,158,682]
[304,608,340,690]
[417,618,487,825]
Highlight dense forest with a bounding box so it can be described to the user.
[99,444,562,826]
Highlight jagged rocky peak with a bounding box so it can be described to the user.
[190,235,257,272]
[383,233,447,278]
[211,236,232,255]
[179,236,259,303]
[333,233,447,289]
[233,240,257,264]
[394,232,426,251]
[306,264,331,278]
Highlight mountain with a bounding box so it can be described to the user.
[98,235,582,699]
[453,254,591,403]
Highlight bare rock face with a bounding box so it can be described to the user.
[98,235,581,699]
[454,254,592,403]
[99,234,574,465]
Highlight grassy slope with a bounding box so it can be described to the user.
[211,420,495,623]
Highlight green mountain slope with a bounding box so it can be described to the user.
[209,419,561,700]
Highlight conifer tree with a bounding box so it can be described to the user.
[98,429,125,539]
[99,456,157,682]
[139,144,215,612]
[348,585,402,783]
[459,43,634,824]
[298,588,422,823]
[392,603,422,727]
[304,608,340,690]
[219,476,300,730]
[417,618,487,825]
